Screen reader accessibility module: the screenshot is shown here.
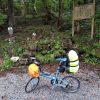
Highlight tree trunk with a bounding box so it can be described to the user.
[31,0,37,17]
[21,0,26,17]
[57,0,63,28]
[57,0,61,27]
[42,0,51,25]
[7,0,14,27]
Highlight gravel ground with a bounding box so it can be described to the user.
[0,68,100,100]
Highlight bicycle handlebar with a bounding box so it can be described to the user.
[56,58,67,62]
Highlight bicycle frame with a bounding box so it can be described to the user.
[40,58,67,78]
[39,58,68,86]
[40,66,69,88]
[40,66,60,81]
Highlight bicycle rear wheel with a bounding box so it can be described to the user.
[60,76,80,93]
[25,77,40,93]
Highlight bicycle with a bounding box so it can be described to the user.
[25,57,80,93]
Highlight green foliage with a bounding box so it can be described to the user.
[35,0,44,13]
[13,0,21,15]
[93,42,100,48]
[35,37,65,64]
[0,52,14,71]
[0,40,24,71]
[13,46,24,57]
[95,34,100,39]
[0,0,100,67]
[63,0,72,9]
[2,40,24,57]
[36,53,55,64]
[84,54,100,65]
[0,13,6,26]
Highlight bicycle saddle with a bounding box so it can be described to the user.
[56,58,67,62]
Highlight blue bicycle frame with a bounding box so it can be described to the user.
[40,58,68,85]
[40,67,60,83]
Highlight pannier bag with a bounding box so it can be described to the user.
[28,64,40,77]
[67,50,79,73]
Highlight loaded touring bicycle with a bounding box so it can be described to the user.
[25,50,80,93]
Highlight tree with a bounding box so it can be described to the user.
[21,0,26,17]
[31,0,37,16]
[7,0,14,27]
[57,0,62,28]
[57,0,72,28]
[42,0,51,24]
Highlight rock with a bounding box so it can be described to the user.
[10,56,19,62]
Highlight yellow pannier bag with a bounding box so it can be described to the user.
[67,50,79,73]
[28,64,40,77]
[68,50,78,62]
[69,60,79,67]
[69,65,79,73]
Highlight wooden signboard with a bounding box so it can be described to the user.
[73,4,94,20]
[72,0,95,39]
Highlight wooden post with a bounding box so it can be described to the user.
[91,17,95,39]
[72,0,74,37]
[77,21,80,33]
[72,20,74,37]
[91,0,95,39]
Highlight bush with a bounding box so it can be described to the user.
[0,52,14,71]
[0,40,24,71]
[0,13,6,26]
[35,37,66,64]
[2,40,24,57]
[84,54,100,65]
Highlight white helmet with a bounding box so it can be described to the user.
[68,50,78,61]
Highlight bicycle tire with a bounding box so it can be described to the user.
[60,76,80,93]
[25,77,40,93]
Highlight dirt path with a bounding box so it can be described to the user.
[0,65,100,100]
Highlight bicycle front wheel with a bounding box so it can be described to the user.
[60,76,80,93]
[25,77,40,93]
